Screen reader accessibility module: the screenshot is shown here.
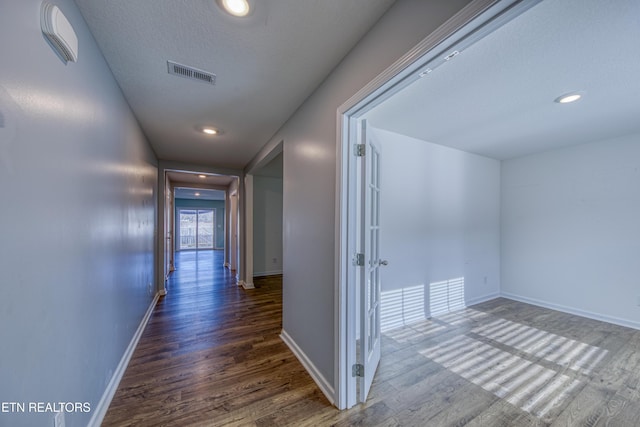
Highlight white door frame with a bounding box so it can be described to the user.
[229,190,239,273]
[242,174,255,289]
[164,173,173,282]
[334,0,540,409]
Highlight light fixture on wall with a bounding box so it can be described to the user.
[218,0,252,17]
[41,2,78,63]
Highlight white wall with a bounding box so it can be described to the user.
[246,0,473,389]
[373,127,500,322]
[0,1,157,426]
[501,132,640,329]
[253,176,283,276]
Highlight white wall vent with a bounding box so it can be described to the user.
[41,2,78,63]
[167,60,216,85]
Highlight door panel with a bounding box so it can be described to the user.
[197,210,214,249]
[359,120,382,402]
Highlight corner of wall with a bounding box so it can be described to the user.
[280,329,335,405]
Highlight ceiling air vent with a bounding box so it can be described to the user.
[167,60,216,85]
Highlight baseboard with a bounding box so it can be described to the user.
[501,292,640,331]
[253,270,283,278]
[87,292,159,427]
[466,292,500,307]
[238,280,255,289]
[280,329,335,405]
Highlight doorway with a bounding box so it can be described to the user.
[159,167,242,294]
[335,0,540,409]
[243,141,283,289]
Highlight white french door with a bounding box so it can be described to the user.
[357,120,384,402]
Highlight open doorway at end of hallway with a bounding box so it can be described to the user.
[161,169,241,293]
[243,143,283,290]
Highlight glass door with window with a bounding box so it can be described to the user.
[179,209,215,250]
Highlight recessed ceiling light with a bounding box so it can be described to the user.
[220,0,250,17]
[195,192,201,197]
[202,127,218,135]
[198,174,207,179]
[555,92,583,104]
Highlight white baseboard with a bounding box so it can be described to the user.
[87,292,159,427]
[238,280,255,289]
[280,329,335,405]
[253,270,283,278]
[466,292,500,307]
[501,292,640,331]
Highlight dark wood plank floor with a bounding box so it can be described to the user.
[103,250,328,426]
[104,251,640,426]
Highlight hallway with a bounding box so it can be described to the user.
[103,251,332,426]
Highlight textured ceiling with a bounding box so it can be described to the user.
[365,0,640,160]
[75,0,395,169]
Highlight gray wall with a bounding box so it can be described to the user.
[373,127,500,325]
[174,198,225,250]
[247,0,473,388]
[253,176,283,276]
[0,1,157,426]
[501,132,640,329]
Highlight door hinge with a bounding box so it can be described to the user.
[354,144,366,157]
[352,363,364,377]
[354,253,365,266]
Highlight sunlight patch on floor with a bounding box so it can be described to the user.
[420,335,582,419]
[472,318,608,374]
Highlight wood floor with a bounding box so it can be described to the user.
[103,250,640,426]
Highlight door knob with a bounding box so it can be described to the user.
[379,259,389,266]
